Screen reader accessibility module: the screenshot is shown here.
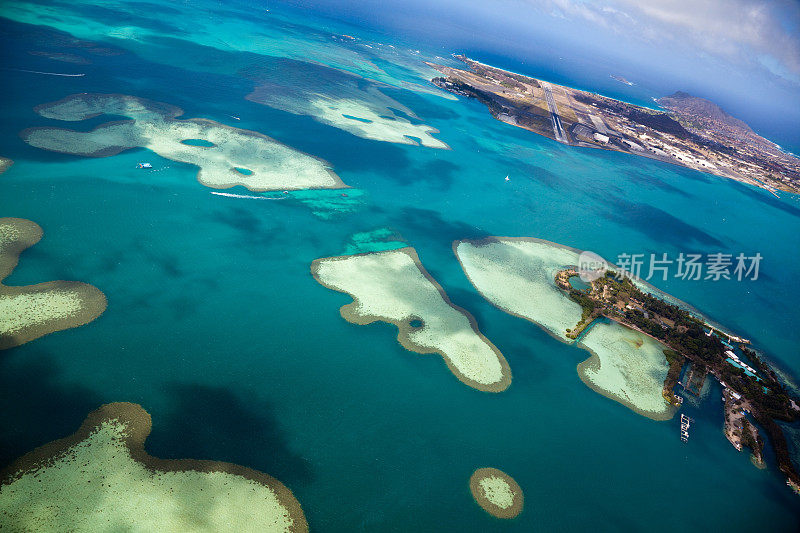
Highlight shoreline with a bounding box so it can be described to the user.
[311,247,512,393]
[0,402,308,531]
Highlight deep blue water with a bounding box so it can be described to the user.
[1,1,799,530]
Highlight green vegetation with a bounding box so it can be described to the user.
[558,268,799,423]
[565,291,596,338]
[662,348,685,403]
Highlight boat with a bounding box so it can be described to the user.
[504,175,510,182]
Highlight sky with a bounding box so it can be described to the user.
[281,0,800,150]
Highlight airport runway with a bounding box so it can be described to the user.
[541,81,568,143]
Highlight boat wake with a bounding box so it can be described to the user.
[210,191,285,200]
[6,67,85,77]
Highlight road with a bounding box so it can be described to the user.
[541,81,568,144]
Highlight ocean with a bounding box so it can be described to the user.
[1,0,799,529]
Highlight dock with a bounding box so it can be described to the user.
[680,414,694,443]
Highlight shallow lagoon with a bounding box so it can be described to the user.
[1,1,800,530]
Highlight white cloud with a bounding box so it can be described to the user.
[528,0,800,83]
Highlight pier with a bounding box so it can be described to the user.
[680,414,694,443]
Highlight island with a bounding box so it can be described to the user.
[454,237,675,420]
[610,74,634,86]
[0,402,307,532]
[455,236,800,492]
[311,247,511,392]
[554,265,800,490]
[429,56,800,194]
[22,93,346,192]
[0,157,11,175]
[469,467,524,519]
[0,217,106,349]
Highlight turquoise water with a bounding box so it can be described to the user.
[180,139,215,147]
[1,1,799,530]
[568,276,590,291]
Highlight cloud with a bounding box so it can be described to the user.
[530,0,800,84]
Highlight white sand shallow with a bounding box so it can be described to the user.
[455,239,583,340]
[0,217,107,349]
[0,403,307,532]
[0,157,12,174]
[244,69,448,149]
[0,221,22,254]
[25,94,345,191]
[306,95,449,148]
[469,468,523,519]
[577,321,673,420]
[312,248,510,391]
[455,237,675,419]
[479,476,515,508]
[0,290,83,334]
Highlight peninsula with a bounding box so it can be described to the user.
[430,56,800,194]
[555,267,800,490]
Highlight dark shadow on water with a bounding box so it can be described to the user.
[622,168,692,199]
[0,351,101,469]
[146,383,313,486]
[212,206,282,251]
[329,137,412,181]
[393,207,490,245]
[518,163,565,189]
[407,159,459,190]
[134,239,184,279]
[734,184,800,220]
[597,196,724,248]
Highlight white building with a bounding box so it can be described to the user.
[593,133,610,143]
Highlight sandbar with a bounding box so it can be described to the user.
[23,93,346,192]
[469,467,523,519]
[454,237,583,341]
[577,320,675,420]
[0,402,307,532]
[0,218,106,349]
[311,247,511,392]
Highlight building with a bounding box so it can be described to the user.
[593,132,610,143]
